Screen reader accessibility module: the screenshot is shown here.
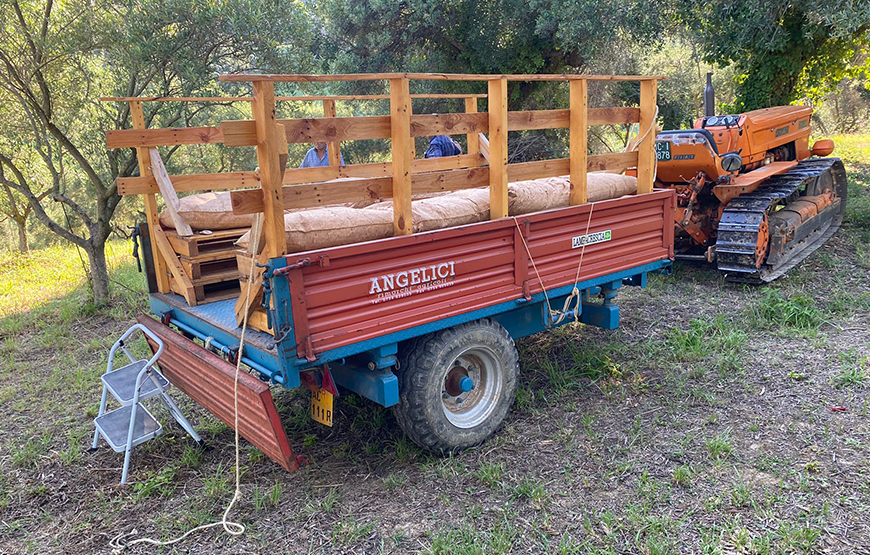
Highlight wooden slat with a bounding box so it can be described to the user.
[504,107,639,131]
[153,226,197,305]
[148,148,194,237]
[505,152,637,183]
[130,100,170,294]
[252,81,287,259]
[412,153,486,173]
[588,107,640,126]
[104,94,487,103]
[410,112,488,137]
[569,80,588,205]
[216,107,640,149]
[322,99,342,167]
[220,73,666,83]
[117,171,258,196]
[465,98,480,155]
[507,158,570,182]
[106,126,224,149]
[231,166,492,215]
[637,80,657,195]
[587,151,638,173]
[221,116,392,147]
[488,78,509,219]
[390,78,413,235]
[122,154,485,196]
[235,213,266,325]
[508,110,568,131]
[479,133,490,162]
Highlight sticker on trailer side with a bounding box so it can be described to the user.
[572,230,611,249]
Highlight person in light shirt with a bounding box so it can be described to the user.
[300,141,345,167]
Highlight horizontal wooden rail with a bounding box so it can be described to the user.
[231,167,489,214]
[220,73,665,83]
[118,154,488,195]
[105,126,224,149]
[229,151,636,214]
[107,106,642,149]
[101,93,488,102]
[117,171,259,195]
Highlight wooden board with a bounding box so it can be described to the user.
[465,98,480,155]
[165,228,248,258]
[488,78,509,219]
[105,126,223,149]
[637,80,658,195]
[130,100,171,294]
[117,171,258,196]
[252,81,287,259]
[390,78,413,235]
[569,80,588,205]
[219,73,665,82]
[149,148,194,237]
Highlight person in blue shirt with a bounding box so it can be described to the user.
[300,141,345,168]
[424,135,462,158]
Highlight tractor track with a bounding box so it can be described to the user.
[715,158,848,283]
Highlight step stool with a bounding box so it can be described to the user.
[91,323,202,484]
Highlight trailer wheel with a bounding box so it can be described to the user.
[393,319,519,453]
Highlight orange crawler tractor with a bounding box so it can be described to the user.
[655,79,847,282]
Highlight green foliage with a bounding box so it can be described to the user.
[676,1,870,109]
[753,290,823,331]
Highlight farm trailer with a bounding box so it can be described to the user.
[105,73,675,471]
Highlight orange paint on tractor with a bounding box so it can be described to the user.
[654,100,846,281]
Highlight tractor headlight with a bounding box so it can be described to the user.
[721,152,743,173]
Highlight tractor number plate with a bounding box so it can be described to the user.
[655,140,671,161]
[311,388,334,427]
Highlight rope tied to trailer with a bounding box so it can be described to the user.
[109,256,259,553]
[512,201,595,327]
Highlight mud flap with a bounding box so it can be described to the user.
[137,315,304,472]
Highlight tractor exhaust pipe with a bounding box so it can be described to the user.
[704,72,715,117]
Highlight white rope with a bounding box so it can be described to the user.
[110,255,258,553]
[512,201,595,327]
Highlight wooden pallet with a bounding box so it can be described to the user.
[166,228,248,258]
[164,227,248,305]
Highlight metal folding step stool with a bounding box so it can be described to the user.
[91,323,202,484]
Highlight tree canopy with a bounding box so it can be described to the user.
[677,0,870,110]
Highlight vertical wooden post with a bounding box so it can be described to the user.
[569,80,589,205]
[130,100,170,293]
[252,81,287,259]
[322,99,342,167]
[637,79,658,195]
[390,78,413,236]
[487,78,508,219]
[465,97,479,156]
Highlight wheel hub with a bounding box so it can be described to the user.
[440,349,502,429]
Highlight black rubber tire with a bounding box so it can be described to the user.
[392,319,519,453]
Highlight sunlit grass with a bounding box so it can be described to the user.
[0,239,146,322]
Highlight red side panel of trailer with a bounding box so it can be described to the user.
[281,190,675,360]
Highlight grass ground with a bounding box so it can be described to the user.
[1,135,868,554]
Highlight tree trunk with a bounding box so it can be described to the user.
[14,217,29,253]
[85,243,110,304]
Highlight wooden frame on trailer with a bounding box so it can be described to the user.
[105,72,662,325]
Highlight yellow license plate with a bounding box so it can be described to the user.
[311,388,334,427]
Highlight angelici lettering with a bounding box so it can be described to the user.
[369,261,456,295]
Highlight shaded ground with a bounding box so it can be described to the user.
[1,139,869,554]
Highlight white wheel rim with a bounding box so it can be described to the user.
[440,346,503,429]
